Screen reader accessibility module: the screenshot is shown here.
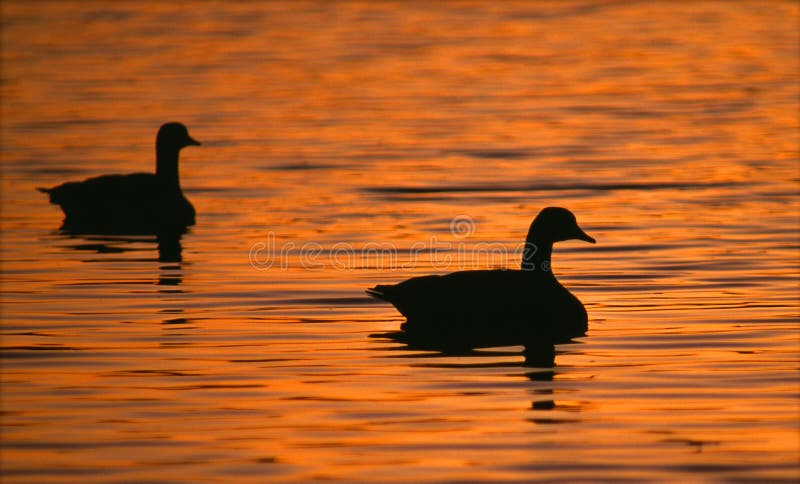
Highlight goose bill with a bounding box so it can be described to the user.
[575,227,596,244]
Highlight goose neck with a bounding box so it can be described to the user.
[521,237,553,272]
[156,146,181,190]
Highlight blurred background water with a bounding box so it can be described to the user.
[1,1,798,482]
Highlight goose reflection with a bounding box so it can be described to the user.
[368,207,595,360]
[57,232,184,264]
[372,333,584,419]
[52,232,184,289]
[375,331,559,367]
[156,231,184,263]
[156,232,184,288]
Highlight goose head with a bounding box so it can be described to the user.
[527,207,595,245]
[522,207,595,270]
[157,122,201,152]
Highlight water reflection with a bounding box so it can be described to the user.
[157,261,184,288]
[375,330,562,368]
[375,334,583,423]
[156,232,184,263]
[55,232,185,264]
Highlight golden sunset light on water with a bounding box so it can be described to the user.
[1,2,798,482]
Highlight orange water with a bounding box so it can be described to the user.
[1,2,799,482]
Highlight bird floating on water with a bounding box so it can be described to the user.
[38,122,200,234]
[367,207,595,355]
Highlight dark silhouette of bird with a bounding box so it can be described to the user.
[367,207,595,354]
[38,122,200,234]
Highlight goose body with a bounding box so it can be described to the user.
[39,122,200,234]
[368,207,595,349]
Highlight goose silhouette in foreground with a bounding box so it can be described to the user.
[38,122,200,234]
[368,207,595,359]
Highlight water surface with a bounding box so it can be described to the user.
[1,2,798,482]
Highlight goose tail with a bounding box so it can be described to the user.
[366,286,391,301]
[37,186,57,203]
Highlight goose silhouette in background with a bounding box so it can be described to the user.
[368,207,595,360]
[38,122,200,234]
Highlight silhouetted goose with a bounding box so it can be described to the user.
[38,122,200,234]
[367,207,595,350]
